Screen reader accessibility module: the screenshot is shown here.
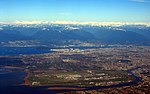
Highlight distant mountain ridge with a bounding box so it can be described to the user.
[0,24,150,44]
[0,30,31,41]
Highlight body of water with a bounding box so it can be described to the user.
[0,46,142,94]
[0,66,142,94]
[0,47,51,56]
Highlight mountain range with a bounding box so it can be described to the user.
[0,24,150,45]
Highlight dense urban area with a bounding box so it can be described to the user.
[1,44,150,94]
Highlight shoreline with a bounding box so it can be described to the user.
[22,71,31,86]
[20,66,142,91]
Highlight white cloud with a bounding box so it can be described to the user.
[15,21,48,24]
[1,21,150,26]
[50,21,150,26]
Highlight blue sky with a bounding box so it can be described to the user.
[0,0,150,22]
